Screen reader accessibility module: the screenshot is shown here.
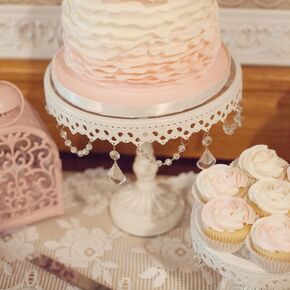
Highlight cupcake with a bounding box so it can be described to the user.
[247,178,290,217]
[194,164,250,203]
[200,196,256,252]
[238,145,288,180]
[247,215,290,273]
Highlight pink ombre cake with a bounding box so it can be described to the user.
[50,0,231,117]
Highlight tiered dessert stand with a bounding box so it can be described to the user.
[45,54,242,237]
[191,205,290,290]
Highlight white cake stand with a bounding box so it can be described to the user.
[45,57,242,237]
[191,206,290,290]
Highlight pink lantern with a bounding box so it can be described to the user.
[0,81,63,232]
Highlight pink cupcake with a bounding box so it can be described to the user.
[194,164,250,204]
[247,215,290,273]
[199,196,256,252]
[238,145,288,181]
[247,178,290,217]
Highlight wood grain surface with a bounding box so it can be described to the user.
[0,59,289,161]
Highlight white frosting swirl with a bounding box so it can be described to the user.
[239,145,288,180]
[251,215,290,253]
[201,196,256,232]
[248,178,290,215]
[62,0,221,84]
[287,166,290,182]
[196,164,250,201]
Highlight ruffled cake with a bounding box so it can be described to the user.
[49,0,231,117]
[63,0,221,84]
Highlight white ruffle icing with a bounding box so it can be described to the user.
[195,164,250,202]
[248,178,290,216]
[62,0,221,84]
[201,196,256,233]
[250,215,290,253]
[238,145,289,180]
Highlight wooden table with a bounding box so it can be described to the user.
[1,60,289,161]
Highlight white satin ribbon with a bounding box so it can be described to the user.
[51,59,231,119]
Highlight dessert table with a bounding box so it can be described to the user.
[0,169,222,290]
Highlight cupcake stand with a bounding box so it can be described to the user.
[44,48,242,238]
[191,204,290,290]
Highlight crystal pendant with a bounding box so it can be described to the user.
[234,112,242,128]
[197,149,216,170]
[108,162,126,186]
[223,122,237,135]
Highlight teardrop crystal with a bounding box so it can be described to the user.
[234,112,243,128]
[108,162,126,186]
[223,122,237,135]
[202,135,213,147]
[197,149,216,170]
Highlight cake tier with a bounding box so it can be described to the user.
[62,0,221,84]
[51,45,231,118]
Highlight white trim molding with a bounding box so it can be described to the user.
[0,5,61,59]
[0,5,290,66]
[221,8,290,66]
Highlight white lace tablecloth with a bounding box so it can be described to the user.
[0,169,221,290]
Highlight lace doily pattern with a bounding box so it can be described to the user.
[0,169,221,290]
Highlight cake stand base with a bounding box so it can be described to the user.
[109,143,185,237]
[110,186,185,237]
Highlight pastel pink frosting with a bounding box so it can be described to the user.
[201,196,256,232]
[196,164,250,201]
[238,145,288,180]
[251,215,290,253]
[248,178,290,215]
[62,0,221,84]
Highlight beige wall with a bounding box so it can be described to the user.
[0,0,60,4]
[0,0,290,9]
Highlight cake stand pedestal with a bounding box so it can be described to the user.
[191,206,290,290]
[110,142,185,236]
[45,57,242,237]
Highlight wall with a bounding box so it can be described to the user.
[1,0,290,8]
